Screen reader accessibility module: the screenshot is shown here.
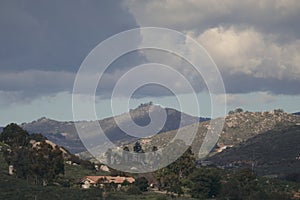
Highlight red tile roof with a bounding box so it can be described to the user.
[82,176,135,184]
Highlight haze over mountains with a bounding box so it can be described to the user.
[2,103,298,174]
[21,104,208,153]
[7,106,300,157]
[2,104,300,177]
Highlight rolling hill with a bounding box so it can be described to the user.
[207,124,300,176]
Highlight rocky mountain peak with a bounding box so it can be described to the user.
[20,104,202,153]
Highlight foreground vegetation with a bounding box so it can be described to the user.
[1,123,300,199]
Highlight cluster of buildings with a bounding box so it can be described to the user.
[79,175,135,189]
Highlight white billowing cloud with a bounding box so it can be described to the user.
[127,25,300,94]
[1,0,299,104]
[134,28,223,94]
[130,25,300,95]
[192,27,263,75]
[125,0,300,33]
[194,26,300,80]
[124,0,300,95]
[125,0,230,29]
[126,0,300,79]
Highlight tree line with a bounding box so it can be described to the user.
[0,123,64,185]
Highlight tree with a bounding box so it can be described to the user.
[221,169,258,199]
[155,141,196,195]
[160,141,196,179]
[1,125,65,185]
[172,146,196,178]
[50,146,65,175]
[122,146,130,164]
[133,141,143,153]
[30,141,65,184]
[123,146,129,151]
[0,123,29,147]
[105,148,112,165]
[10,147,34,179]
[126,185,142,195]
[163,172,183,196]
[134,177,149,192]
[228,110,235,115]
[187,167,221,198]
[152,146,158,152]
[235,108,244,113]
[274,109,284,114]
[29,133,47,142]
[133,141,145,164]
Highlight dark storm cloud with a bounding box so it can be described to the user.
[1,0,300,102]
[0,70,74,94]
[0,0,139,72]
[222,72,300,95]
[0,0,145,102]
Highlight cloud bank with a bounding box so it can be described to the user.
[1,0,300,105]
[125,0,300,95]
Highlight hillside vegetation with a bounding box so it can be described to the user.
[209,124,300,176]
[127,110,300,157]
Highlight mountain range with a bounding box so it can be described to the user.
[1,105,300,177]
[20,104,208,153]
[117,110,300,175]
[293,112,300,116]
[126,110,300,155]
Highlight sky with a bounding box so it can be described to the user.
[1,0,300,126]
